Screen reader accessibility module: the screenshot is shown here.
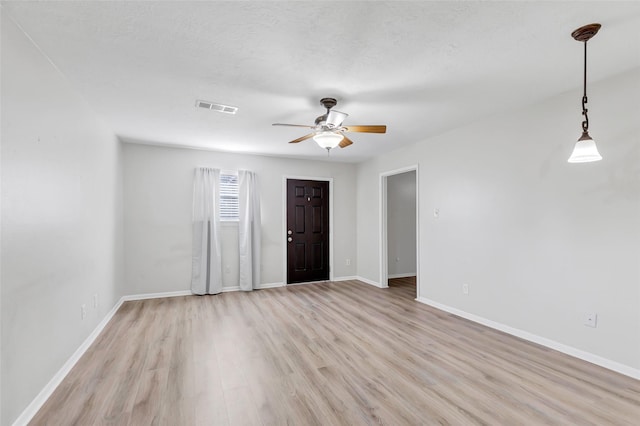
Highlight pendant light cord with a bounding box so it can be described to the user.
[581,41,589,133]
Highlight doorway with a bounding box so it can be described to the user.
[380,166,419,298]
[285,178,331,284]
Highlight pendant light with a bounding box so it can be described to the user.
[568,23,602,163]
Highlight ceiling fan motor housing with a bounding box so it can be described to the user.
[320,97,338,110]
[315,115,328,125]
[313,98,338,126]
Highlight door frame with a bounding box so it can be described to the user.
[379,165,419,298]
[282,175,334,284]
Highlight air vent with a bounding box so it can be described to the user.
[195,99,238,114]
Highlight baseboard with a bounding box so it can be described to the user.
[285,280,329,286]
[333,276,358,282]
[388,273,416,279]
[124,284,285,297]
[11,296,126,426]
[355,276,383,288]
[256,282,284,289]
[225,283,284,290]
[416,296,640,380]
[122,290,192,301]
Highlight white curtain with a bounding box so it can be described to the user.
[191,167,223,295]
[238,170,261,291]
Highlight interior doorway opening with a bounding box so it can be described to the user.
[380,166,419,299]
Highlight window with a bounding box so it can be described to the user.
[219,173,239,221]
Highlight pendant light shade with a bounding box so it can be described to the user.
[568,23,602,163]
[568,131,602,163]
[313,131,343,149]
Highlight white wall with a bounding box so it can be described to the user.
[123,143,357,294]
[357,68,640,373]
[357,144,420,284]
[1,13,124,426]
[387,171,416,277]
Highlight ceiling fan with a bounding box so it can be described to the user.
[272,98,387,151]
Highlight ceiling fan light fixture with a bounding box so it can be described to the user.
[568,131,602,163]
[326,110,348,127]
[313,131,343,149]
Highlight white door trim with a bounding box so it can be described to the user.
[282,176,334,284]
[379,165,419,298]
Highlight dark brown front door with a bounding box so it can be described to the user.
[286,179,330,284]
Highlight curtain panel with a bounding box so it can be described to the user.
[191,167,223,295]
[238,170,261,291]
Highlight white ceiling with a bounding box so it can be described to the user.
[3,1,639,163]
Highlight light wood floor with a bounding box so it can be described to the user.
[31,278,640,425]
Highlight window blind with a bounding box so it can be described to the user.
[219,173,239,221]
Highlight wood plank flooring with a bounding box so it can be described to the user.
[30,278,640,425]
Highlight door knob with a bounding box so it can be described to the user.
[287,237,292,242]
[287,230,292,235]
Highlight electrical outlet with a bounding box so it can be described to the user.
[81,304,86,320]
[345,259,351,266]
[93,294,98,308]
[584,313,598,328]
[462,283,469,295]
[434,208,440,218]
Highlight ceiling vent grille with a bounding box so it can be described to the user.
[196,99,238,114]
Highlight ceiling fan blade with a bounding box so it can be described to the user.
[273,123,316,129]
[343,125,387,133]
[326,110,348,127]
[339,135,354,148]
[288,133,315,144]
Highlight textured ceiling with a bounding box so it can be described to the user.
[2,1,640,162]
